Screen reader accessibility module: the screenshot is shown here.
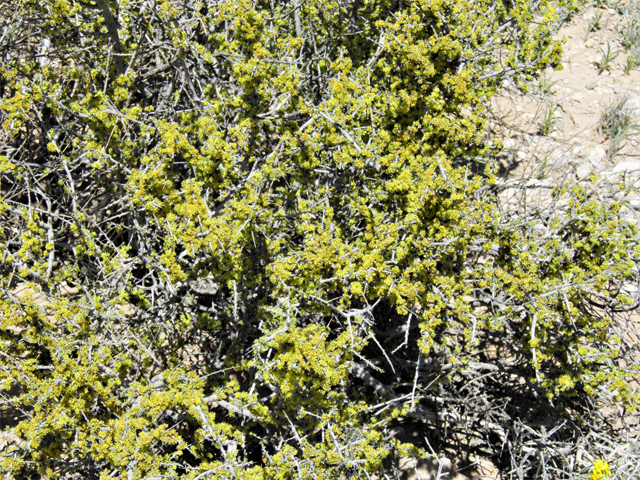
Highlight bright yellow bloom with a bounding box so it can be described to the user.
[590,459,611,480]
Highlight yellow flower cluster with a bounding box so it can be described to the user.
[590,460,612,480]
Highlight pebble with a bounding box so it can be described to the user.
[628,95,640,111]
[577,162,593,179]
[550,156,569,170]
[525,179,550,187]
[612,161,640,174]
[503,138,517,148]
[591,146,606,162]
[589,158,603,169]
[626,199,640,210]
[532,223,548,236]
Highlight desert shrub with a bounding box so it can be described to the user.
[1,0,638,478]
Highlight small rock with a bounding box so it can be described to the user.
[503,138,517,148]
[532,223,548,236]
[58,284,79,296]
[516,151,528,161]
[119,304,136,317]
[577,163,593,179]
[626,199,640,210]
[525,179,550,187]
[589,156,602,168]
[613,161,640,174]
[628,95,640,111]
[592,146,606,160]
[572,92,585,101]
[550,156,569,170]
[572,146,583,155]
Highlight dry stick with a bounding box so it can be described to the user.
[392,312,413,354]
[44,198,54,278]
[292,0,302,38]
[410,353,422,412]
[202,395,259,422]
[327,423,348,464]
[93,0,124,76]
[366,33,386,70]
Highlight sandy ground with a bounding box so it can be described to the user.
[489,5,640,221]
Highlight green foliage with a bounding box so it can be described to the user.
[538,102,561,135]
[584,10,605,40]
[599,94,640,158]
[595,41,620,72]
[614,1,640,72]
[1,0,637,478]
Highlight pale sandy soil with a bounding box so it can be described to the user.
[489,5,640,221]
